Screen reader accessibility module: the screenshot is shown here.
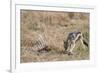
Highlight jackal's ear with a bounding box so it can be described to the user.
[63,40,66,43]
[63,40,65,43]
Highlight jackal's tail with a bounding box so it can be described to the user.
[83,39,88,47]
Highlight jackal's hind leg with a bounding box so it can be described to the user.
[80,38,86,50]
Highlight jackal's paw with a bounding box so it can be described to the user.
[67,52,73,55]
[63,51,73,55]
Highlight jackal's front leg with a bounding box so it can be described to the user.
[80,36,87,50]
[67,42,75,55]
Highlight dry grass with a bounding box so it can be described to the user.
[20,10,89,63]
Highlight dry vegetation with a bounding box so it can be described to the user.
[20,10,89,63]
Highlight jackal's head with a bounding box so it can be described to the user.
[63,40,69,51]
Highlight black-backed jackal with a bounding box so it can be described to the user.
[64,31,88,55]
